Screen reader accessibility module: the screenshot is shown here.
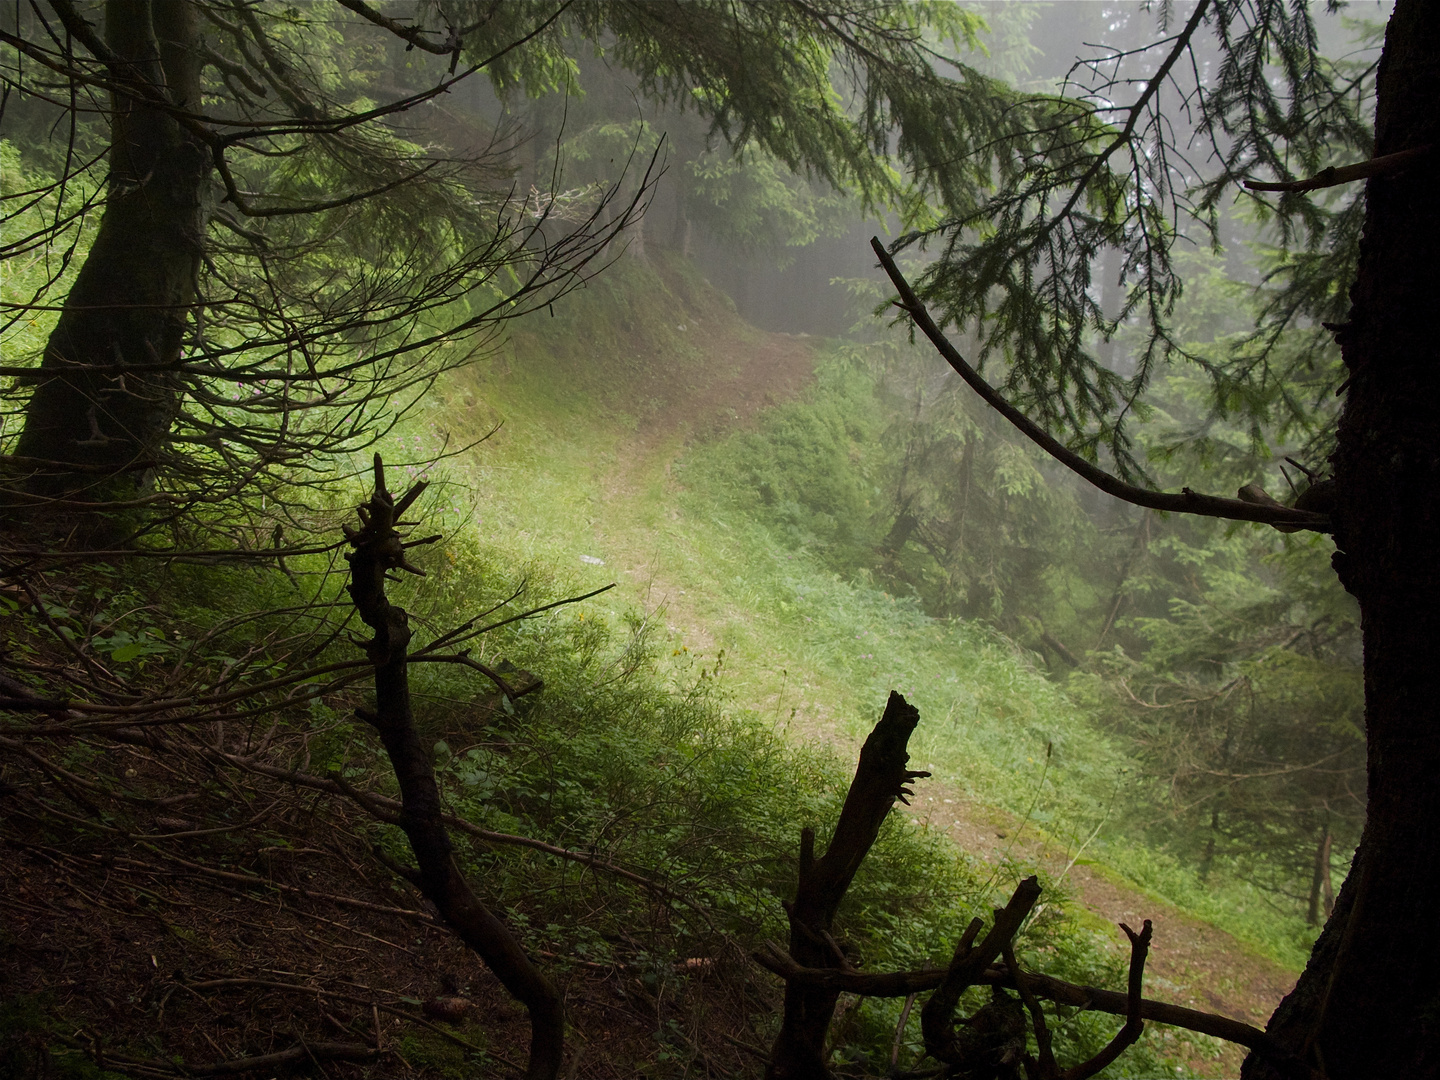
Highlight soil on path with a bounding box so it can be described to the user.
[909,790,1297,1077]
[586,305,1295,1078]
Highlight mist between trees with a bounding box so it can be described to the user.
[0,2,1428,1079]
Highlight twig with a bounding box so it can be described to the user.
[890,992,917,1074]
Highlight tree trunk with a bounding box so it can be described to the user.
[14,0,209,504]
[670,185,693,258]
[1243,2,1440,1076]
[1199,809,1219,884]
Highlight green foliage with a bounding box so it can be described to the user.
[684,354,883,571]
[556,1,988,212]
[0,139,94,367]
[0,3,1398,1072]
[1076,528,1364,911]
[20,505,1174,1073]
[561,113,854,260]
[683,145,853,256]
[403,532,1179,1076]
[897,3,1377,479]
[458,247,1345,970]
[676,338,1100,633]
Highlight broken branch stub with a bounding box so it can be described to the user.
[345,454,564,1080]
[752,684,1317,1079]
[766,690,930,1079]
[921,875,1042,1068]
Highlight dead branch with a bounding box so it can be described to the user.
[766,690,929,1079]
[869,238,1331,533]
[1050,920,1151,1080]
[1242,145,1432,192]
[920,877,1040,1069]
[344,454,563,1080]
[752,943,1320,1079]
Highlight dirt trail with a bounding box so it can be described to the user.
[588,315,1294,1077]
[610,326,817,482]
[910,790,1295,1076]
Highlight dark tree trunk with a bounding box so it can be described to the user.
[1199,809,1219,884]
[1243,2,1440,1077]
[766,691,926,1079]
[14,0,209,502]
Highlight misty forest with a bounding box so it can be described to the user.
[1,1,1434,1078]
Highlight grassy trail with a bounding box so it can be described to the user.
[433,259,1298,1076]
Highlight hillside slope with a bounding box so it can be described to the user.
[438,252,1299,1076]
[0,252,1298,1080]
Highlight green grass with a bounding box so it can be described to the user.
[391,254,1318,979]
[0,246,1273,1076]
[392,530,1184,1078]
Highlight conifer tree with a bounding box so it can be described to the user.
[873,3,1438,1076]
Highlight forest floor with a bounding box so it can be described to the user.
[0,731,768,1080]
[570,303,1298,1078]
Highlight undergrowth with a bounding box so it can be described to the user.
[669,353,1323,971]
[2,526,1180,1077]
[429,268,1317,973]
[1,251,1287,1077]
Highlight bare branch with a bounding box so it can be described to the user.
[870,238,1332,533]
[1243,145,1432,193]
[334,0,461,55]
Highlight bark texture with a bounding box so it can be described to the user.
[766,690,927,1079]
[346,459,564,1080]
[14,0,209,501]
[1242,2,1440,1077]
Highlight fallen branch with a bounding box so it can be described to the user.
[189,1039,378,1076]
[1050,919,1152,1080]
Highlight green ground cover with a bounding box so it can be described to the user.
[403,255,1318,975]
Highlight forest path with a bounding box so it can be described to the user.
[581,318,1294,1078]
[910,790,1296,1077]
